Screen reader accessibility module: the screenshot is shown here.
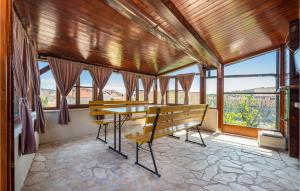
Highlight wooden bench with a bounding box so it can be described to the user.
[125,104,208,177]
[89,100,149,143]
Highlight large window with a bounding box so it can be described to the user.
[138,78,144,101]
[206,70,217,108]
[223,50,279,130]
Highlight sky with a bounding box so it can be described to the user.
[39,50,277,94]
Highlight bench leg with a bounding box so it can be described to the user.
[135,143,161,177]
[96,124,107,144]
[185,126,206,147]
[168,134,180,139]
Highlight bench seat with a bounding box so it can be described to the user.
[125,121,201,144]
[93,119,114,125]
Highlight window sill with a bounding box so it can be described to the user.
[14,112,36,139]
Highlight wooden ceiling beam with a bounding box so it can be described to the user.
[144,0,220,67]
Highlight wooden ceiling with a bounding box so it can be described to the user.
[14,0,299,75]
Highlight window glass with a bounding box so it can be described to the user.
[39,62,57,107]
[167,78,175,104]
[189,75,200,105]
[103,72,126,101]
[224,50,277,76]
[157,80,162,104]
[138,78,144,101]
[80,70,93,104]
[206,78,217,108]
[224,76,277,93]
[67,87,76,105]
[224,94,278,130]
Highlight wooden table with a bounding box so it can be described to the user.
[103,106,151,158]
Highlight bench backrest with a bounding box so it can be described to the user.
[144,104,208,137]
[89,100,149,116]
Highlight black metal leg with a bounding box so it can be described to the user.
[168,134,180,139]
[108,113,128,159]
[185,127,206,147]
[96,124,107,144]
[119,114,121,152]
[104,124,107,142]
[134,143,161,177]
[114,114,116,149]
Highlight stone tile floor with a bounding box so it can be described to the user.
[22,128,300,191]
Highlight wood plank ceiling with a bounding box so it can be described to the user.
[14,0,299,75]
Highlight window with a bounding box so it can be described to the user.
[167,78,175,104]
[206,69,217,108]
[189,75,200,105]
[138,78,144,101]
[39,61,57,108]
[103,72,126,101]
[223,50,279,130]
[79,70,93,104]
[157,79,162,104]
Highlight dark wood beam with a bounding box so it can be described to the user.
[278,45,285,135]
[217,64,224,131]
[144,0,220,67]
[200,68,206,104]
[39,65,50,75]
[0,0,13,190]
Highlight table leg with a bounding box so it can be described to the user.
[108,113,128,159]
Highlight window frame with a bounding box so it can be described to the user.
[222,50,280,130]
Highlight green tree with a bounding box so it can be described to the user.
[224,95,261,127]
[41,96,49,107]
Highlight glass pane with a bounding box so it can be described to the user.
[167,90,175,104]
[38,61,48,69]
[139,78,144,90]
[206,69,217,77]
[139,90,144,101]
[104,72,126,101]
[149,90,154,103]
[224,94,278,130]
[224,76,276,93]
[157,80,162,104]
[206,78,217,108]
[67,87,76,105]
[169,78,175,90]
[40,69,57,107]
[178,90,184,104]
[80,87,93,104]
[189,92,200,105]
[80,70,93,87]
[224,50,277,76]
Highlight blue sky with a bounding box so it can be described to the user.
[39,50,277,94]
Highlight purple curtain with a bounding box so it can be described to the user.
[176,73,195,105]
[88,65,113,100]
[12,12,36,154]
[121,71,138,101]
[48,57,83,124]
[140,75,155,101]
[158,76,170,105]
[27,42,46,133]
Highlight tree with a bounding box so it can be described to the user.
[40,96,49,107]
[224,95,261,127]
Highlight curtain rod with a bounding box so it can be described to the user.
[38,55,158,77]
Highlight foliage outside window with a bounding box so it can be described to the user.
[223,50,279,130]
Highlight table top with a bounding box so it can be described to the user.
[103,105,155,114]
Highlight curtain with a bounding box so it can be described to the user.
[88,65,113,100]
[140,74,155,101]
[158,76,170,105]
[27,42,46,133]
[48,57,83,124]
[176,73,195,105]
[121,71,138,101]
[12,12,36,154]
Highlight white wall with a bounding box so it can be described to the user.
[14,126,39,191]
[202,108,218,132]
[40,109,145,144]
